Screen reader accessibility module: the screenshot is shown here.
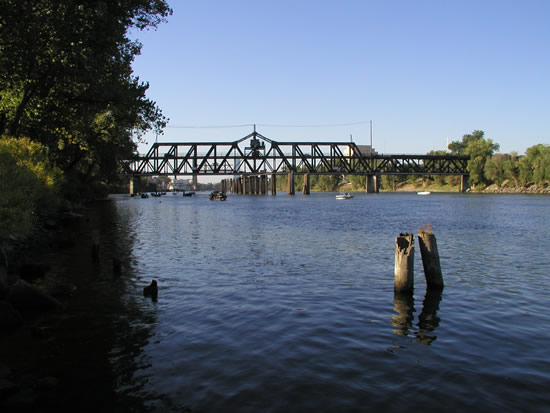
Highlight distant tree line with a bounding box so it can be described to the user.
[276,130,550,192]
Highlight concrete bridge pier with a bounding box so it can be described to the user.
[288,171,295,195]
[192,174,198,190]
[129,177,135,195]
[461,175,469,192]
[302,174,310,195]
[366,174,380,193]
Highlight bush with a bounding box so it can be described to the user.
[0,137,62,239]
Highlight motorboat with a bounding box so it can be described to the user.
[336,192,354,200]
[209,191,227,201]
[417,191,431,196]
[182,190,196,197]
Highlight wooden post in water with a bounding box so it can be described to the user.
[418,229,444,290]
[394,233,414,293]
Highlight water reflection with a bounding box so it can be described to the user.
[392,290,443,345]
[392,292,415,336]
[416,289,442,345]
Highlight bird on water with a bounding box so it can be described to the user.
[143,280,158,300]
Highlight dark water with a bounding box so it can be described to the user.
[102,192,550,412]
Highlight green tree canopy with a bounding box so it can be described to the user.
[0,0,171,197]
[448,130,499,187]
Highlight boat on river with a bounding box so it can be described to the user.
[182,190,195,197]
[417,191,431,196]
[336,192,354,200]
[209,191,227,201]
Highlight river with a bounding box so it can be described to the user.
[18,191,548,412]
[84,191,549,412]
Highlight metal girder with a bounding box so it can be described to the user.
[123,132,469,176]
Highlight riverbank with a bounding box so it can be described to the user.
[337,181,550,194]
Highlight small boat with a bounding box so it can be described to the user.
[140,193,149,199]
[209,191,227,201]
[182,190,196,197]
[417,191,431,196]
[336,192,354,200]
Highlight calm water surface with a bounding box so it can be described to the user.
[103,192,550,412]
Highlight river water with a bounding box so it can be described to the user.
[99,192,550,412]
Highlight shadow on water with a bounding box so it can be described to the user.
[1,199,160,412]
[392,289,443,345]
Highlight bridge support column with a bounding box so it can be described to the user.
[129,177,135,195]
[302,174,310,195]
[261,175,267,195]
[271,174,277,196]
[192,175,198,190]
[460,175,469,192]
[366,175,378,193]
[288,171,295,195]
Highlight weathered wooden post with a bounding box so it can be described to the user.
[418,229,444,290]
[394,233,414,293]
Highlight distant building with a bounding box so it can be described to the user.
[169,179,192,191]
[344,145,377,157]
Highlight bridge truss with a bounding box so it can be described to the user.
[124,131,469,177]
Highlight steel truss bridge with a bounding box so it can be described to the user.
[124,130,469,178]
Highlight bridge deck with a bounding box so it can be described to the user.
[124,131,469,176]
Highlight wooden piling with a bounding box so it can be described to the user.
[418,229,444,290]
[394,233,414,293]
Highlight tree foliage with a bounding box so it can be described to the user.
[0,0,171,198]
[0,137,61,239]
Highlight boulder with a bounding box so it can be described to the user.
[7,280,62,312]
[0,300,23,331]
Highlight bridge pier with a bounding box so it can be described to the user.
[129,177,135,195]
[302,173,310,195]
[366,174,380,193]
[271,174,277,196]
[460,175,469,192]
[192,174,198,190]
[288,171,295,195]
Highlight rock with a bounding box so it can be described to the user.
[143,280,158,300]
[18,263,50,283]
[0,266,8,299]
[0,300,23,331]
[7,280,63,312]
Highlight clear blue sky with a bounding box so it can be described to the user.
[131,0,549,156]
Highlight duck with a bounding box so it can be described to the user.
[143,280,158,300]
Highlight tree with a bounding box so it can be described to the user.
[448,130,499,187]
[0,0,171,197]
